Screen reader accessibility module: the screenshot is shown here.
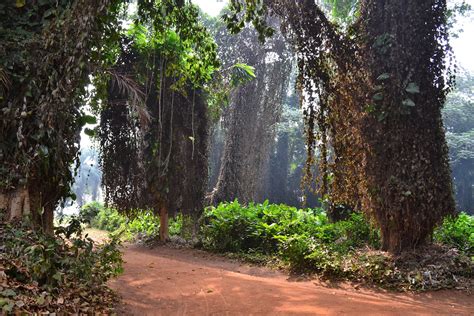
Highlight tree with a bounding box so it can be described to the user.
[97,3,218,241]
[0,0,118,232]
[223,0,456,252]
[210,18,294,204]
[0,0,271,233]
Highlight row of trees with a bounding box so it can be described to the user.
[1,0,470,252]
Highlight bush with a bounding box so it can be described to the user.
[87,204,183,241]
[79,201,103,224]
[127,211,160,237]
[91,206,126,232]
[199,201,473,290]
[0,213,122,314]
[434,212,474,256]
[199,200,379,260]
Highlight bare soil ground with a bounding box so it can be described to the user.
[108,244,474,315]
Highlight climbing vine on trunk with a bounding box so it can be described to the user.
[0,0,120,232]
[225,0,456,252]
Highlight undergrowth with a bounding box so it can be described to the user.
[77,200,473,292]
[199,201,474,291]
[81,202,183,242]
[0,212,123,314]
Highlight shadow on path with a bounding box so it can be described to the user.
[109,244,473,315]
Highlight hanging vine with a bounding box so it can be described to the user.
[226,0,457,252]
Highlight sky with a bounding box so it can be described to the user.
[192,0,227,17]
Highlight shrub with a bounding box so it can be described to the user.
[199,200,380,260]
[91,206,126,232]
[434,212,474,256]
[79,201,103,224]
[87,204,183,241]
[127,211,160,237]
[200,201,473,291]
[0,213,122,314]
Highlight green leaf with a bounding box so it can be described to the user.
[84,128,95,137]
[1,289,16,297]
[230,63,256,87]
[405,82,420,94]
[372,92,384,101]
[364,104,376,113]
[80,115,97,125]
[15,0,26,8]
[376,73,390,81]
[402,98,416,107]
[233,63,256,78]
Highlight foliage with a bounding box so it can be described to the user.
[208,14,294,204]
[96,1,222,230]
[434,212,474,256]
[90,205,126,232]
[87,203,183,241]
[79,201,103,224]
[322,0,360,25]
[200,200,379,254]
[0,212,122,314]
[253,0,458,252]
[0,0,124,229]
[199,201,473,290]
[221,0,275,42]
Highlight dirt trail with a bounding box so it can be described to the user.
[108,244,473,315]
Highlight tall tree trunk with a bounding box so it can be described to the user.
[159,206,170,242]
[359,0,455,252]
[268,0,455,252]
[210,20,292,204]
[0,188,54,234]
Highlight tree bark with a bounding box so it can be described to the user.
[0,188,54,234]
[359,0,456,252]
[1,188,30,221]
[159,206,170,242]
[210,19,292,204]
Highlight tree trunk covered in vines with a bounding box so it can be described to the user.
[266,0,455,253]
[358,0,455,253]
[1,0,111,233]
[210,21,293,204]
[99,43,209,242]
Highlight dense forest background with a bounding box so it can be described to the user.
[70,1,474,215]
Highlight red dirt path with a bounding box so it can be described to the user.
[109,244,473,315]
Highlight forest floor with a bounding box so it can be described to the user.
[105,242,474,315]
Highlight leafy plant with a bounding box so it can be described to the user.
[199,201,473,290]
[79,201,103,224]
[0,212,122,313]
[87,203,183,241]
[434,212,474,256]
